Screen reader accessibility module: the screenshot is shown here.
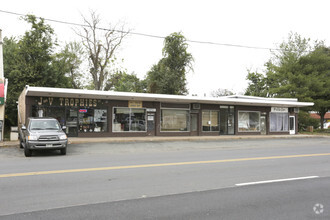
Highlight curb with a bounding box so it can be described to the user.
[1,135,328,147]
[67,134,329,145]
[0,141,19,148]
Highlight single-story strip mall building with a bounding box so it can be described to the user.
[18,86,314,137]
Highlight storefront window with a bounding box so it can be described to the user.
[113,108,146,132]
[131,108,146,131]
[79,108,107,132]
[161,109,189,131]
[94,109,108,132]
[238,111,260,132]
[32,106,66,126]
[202,110,219,131]
[270,113,288,132]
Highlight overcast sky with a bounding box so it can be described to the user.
[1,0,330,96]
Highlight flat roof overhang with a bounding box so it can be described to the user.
[23,86,314,108]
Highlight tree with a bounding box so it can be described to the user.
[244,33,330,129]
[146,32,193,95]
[244,71,268,97]
[76,11,129,90]
[104,71,146,92]
[3,37,20,127]
[4,15,72,126]
[211,88,234,97]
[54,42,85,89]
[296,46,330,128]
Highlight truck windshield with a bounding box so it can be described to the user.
[30,120,60,130]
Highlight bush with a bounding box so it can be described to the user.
[298,111,320,131]
[314,128,330,133]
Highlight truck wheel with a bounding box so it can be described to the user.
[60,148,67,155]
[24,147,32,157]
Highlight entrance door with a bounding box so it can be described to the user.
[260,116,266,135]
[220,106,235,135]
[289,116,295,135]
[190,114,198,136]
[65,108,78,137]
[147,113,155,136]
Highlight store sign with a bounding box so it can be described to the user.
[271,107,288,113]
[147,108,156,112]
[128,101,143,108]
[37,97,98,107]
[79,109,88,113]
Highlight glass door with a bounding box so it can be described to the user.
[289,116,295,135]
[260,116,266,135]
[220,106,235,135]
[190,113,198,136]
[228,106,235,134]
[65,107,78,137]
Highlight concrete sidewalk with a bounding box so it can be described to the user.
[1,134,327,147]
[67,134,329,144]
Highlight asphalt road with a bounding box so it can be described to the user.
[0,137,329,219]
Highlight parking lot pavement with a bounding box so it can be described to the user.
[1,135,328,159]
[1,134,328,146]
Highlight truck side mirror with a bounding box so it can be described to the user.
[21,125,26,130]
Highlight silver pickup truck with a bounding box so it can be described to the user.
[19,117,68,157]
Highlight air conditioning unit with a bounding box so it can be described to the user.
[192,103,200,110]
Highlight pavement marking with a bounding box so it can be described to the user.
[1,153,330,178]
[235,176,319,186]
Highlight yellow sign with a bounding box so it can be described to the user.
[128,101,143,108]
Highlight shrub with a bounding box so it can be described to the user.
[298,111,320,131]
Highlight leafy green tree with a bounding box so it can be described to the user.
[104,71,146,92]
[244,71,268,97]
[17,15,63,87]
[3,37,20,127]
[53,42,84,89]
[296,46,330,127]
[146,32,193,95]
[244,33,330,129]
[4,15,72,126]
[265,33,318,98]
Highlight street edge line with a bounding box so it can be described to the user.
[235,176,319,186]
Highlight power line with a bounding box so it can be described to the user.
[0,9,280,51]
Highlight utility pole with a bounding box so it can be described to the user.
[0,29,6,141]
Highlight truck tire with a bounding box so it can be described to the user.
[60,148,67,155]
[24,147,32,157]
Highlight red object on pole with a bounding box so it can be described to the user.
[0,83,4,97]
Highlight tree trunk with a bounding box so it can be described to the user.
[320,114,325,129]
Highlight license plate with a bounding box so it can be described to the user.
[46,144,53,148]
